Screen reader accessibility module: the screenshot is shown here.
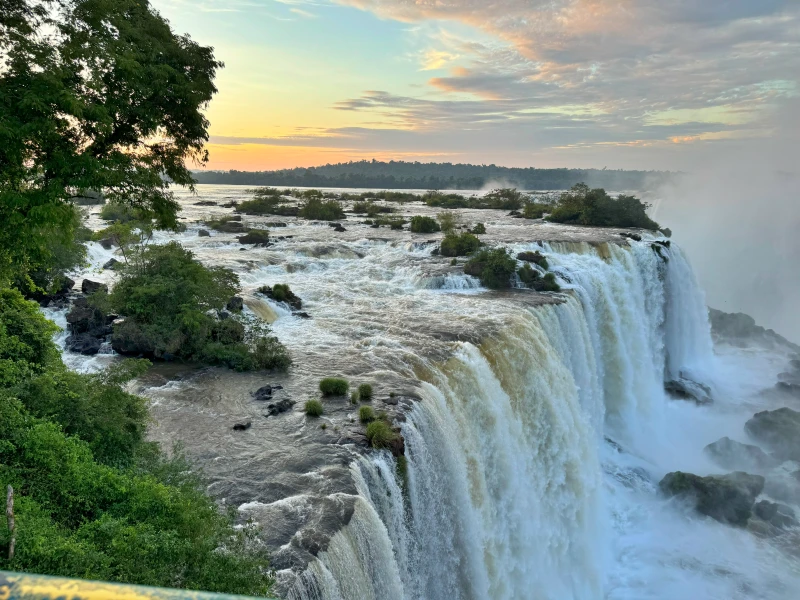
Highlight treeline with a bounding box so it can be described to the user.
[192,160,674,191]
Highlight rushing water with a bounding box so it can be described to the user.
[60,186,800,599]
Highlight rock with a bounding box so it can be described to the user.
[193,200,217,206]
[58,277,75,295]
[102,258,121,270]
[218,309,231,320]
[703,437,779,472]
[516,251,548,267]
[619,232,642,242]
[81,279,108,295]
[265,398,295,417]
[66,298,109,336]
[198,229,210,237]
[665,376,712,405]
[238,230,270,245]
[661,227,673,238]
[387,433,405,458]
[333,225,347,232]
[257,285,303,310]
[745,407,800,461]
[227,296,244,312]
[658,471,765,526]
[507,210,522,217]
[708,308,799,351]
[753,500,797,529]
[98,237,115,250]
[253,384,283,401]
[293,311,312,319]
[232,421,252,431]
[65,333,103,355]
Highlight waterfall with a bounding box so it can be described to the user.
[289,240,718,600]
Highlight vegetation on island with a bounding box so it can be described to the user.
[440,232,482,257]
[305,399,324,417]
[319,377,349,396]
[409,216,441,233]
[546,184,660,230]
[464,249,518,289]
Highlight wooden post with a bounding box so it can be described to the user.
[6,485,14,561]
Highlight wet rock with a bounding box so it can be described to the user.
[665,376,712,405]
[65,333,103,355]
[507,210,522,217]
[59,277,76,295]
[708,309,799,351]
[253,384,283,401]
[659,471,765,526]
[232,421,252,431]
[102,258,121,270]
[619,232,642,242]
[703,437,779,472]
[81,279,108,295]
[227,296,244,312]
[198,229,210,237]
[753,500,797,529]
[333,225,347,232]
[258,285,303,310]
[265,398,296,417]
[98,237,115,250]
[661,227,673,238]
[66,298,110,336]
[218,309,231,320]
[745,407,800,461]
[516,251,548,267]
[238,230,270,245]
[293,311,312,319]
[194,200,217,206]
[387,433,405,458]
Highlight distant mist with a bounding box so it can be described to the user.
[653,103,800,343]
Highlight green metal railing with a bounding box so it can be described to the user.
[0,571,277,600]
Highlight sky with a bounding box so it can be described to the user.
[154,0,800,172]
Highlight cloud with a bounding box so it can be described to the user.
[289,8,317,18]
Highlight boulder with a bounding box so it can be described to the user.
[265,398,295,417]
[238,230,270,245]
[703,437,779,472]
[227,296,244,312]
[516,251,548,267]
[293,311,312,319]
[198,229,211,237]
[65,334,103,355]
[333,225,347,232]
[102,258,121,270]
[665,376,712,405]
[619,232,642,242]
[745,407,800,461]
[81,279,108,295]
[253,384,283,402]
[232,421,252,431]
[58,277,75,295]
[753,500,797,529]
[193,200,217,206]
[66,298,109,337]
[98,237,115,250]
[659,471,764,526]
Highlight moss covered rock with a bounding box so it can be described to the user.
[659,471,764,526]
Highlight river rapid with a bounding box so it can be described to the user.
[51,185,800,599]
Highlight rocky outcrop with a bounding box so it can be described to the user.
[232,421,252,431]
[253,384,283,402]
[665,376,712,405]
[238,230,270,245]
[659,471,764,526]
[745,407,800,461]
[708,308,800,351]
[102,258,121,270]
[198,229,210,237]
[258,285,303,310]
[227,296,244,312]
[516,251,548,268]
[753,500,797,529]
[65,297,113,356]
[265,398,295,417]
[703,437,779,472]
[81,279,108,295]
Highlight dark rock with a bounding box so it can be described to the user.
[65,334,103,355]
[619,232,642,242]
[661,227,673,238]
[221,201,238,208]
[66,299,110,336]
[81,279,108,295]
[659,471,765,526]
[227,296,244,312]
[665,376,712,405]
[516,251,548,267]
[745,407,800,461]
[328,223,341,228]
[507,210,522,217]
[193,200,217,206]
[238,230,270,245]
[753,500,797,529]
[58,277,75,295]
[703,437,779,472]
[258,285,303,310]
[333,226,347,232]
[198,229,211,237]
[708,309,800,351]
[218,310,231,320]
[253,384,283,401]
[293,311,312,319]
[387,433,405,458]
[102,258,121,270]
[265,398,295,417]
[98,237,115,250]
[232,421,252,431]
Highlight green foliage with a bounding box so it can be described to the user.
[0,0,222,287]
[424,188,524,210]
[358,383,373,400]
[436,211,459,233]
[517,251,548,269]
[352,201,394,216]
[319,377,348,396]
[409,216,441,233]
[471,223,486,234]
[547,183,660,230]
[238,229,270,245]
[99,201,147,224]
[298,198,345,221]
[440,232,482,257]
[304,399,324,417]
[359,406,375,423]
[236,196,299,217]
[423,191,470,208]
[481,188,524,210]
[464,248,517,289]
[517,263,541,287]
[365,420,399,450]
[539,272,561,292]
[350,391,359,404]
[522,203,549,219]
[204,215,247,233]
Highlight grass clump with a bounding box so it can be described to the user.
[423,191,470,208]
[409,215,440,233]
[351,391,359,404]
[464,248,517,289]
[305,399,324,417]
[440,232,481,257]
[359,405,376,423]
[546,183,660,230]
[358,383,373,400]
[366,420,399,449]
[299,198,345,221]
[538,272,561,292]
[319,377,349,396]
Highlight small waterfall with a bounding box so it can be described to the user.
[289,240,720,600]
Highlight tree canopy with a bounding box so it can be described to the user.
[0,0,222,288]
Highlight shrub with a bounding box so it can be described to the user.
[546,183,660,230]
[353,201,394,216]
[305,399,324,417]
[517,251,548,269]
[99,200,146,223]
[522,203,549,219]
[358,383,373,400]
[359,406,375,423]
[440,232,481,257]
[518,263,541,287]
[481,188,524,210]
[319,377,348,396]
[436,211,459,233]
[237,229,270,245]
[423,191,469,208]
[409,216,441,233]
[204,215,246,233]
[299,198,345,221]
[538,272,561,292]
[351,391,359,404]
[258,284,302,310]
[365,420,399,449]
[471,223,486,234]
[464,248,517,289]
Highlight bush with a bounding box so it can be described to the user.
[522,203,549,219]
[365,420,399,449]
[236,191,299,217]
[436,211,459,233]
[204,215,246,233]
[359,406,375,423]
[351,391,359,404]
[464,248,517,289]
[305,399,324,417]
[518,263,541,287]
[481,188,524,210]
[538,272,561,292]
[517,251,548,269]
[353,201,394,216]
[99,201,146,223]
[237,229,270,245]
[358,383,373,400]
[440,232,481,257]
[409,216,441,233]
[319,377,348,396]
[299,198,345,221]
[258,284,302,310]
[471,223,486,234]
[546,183,660,230]
[423,191,470,208]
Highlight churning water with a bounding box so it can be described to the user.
[59,186,800,599]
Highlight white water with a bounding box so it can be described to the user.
[289,240,800,600]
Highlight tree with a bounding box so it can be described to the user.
[0,0,222,288]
